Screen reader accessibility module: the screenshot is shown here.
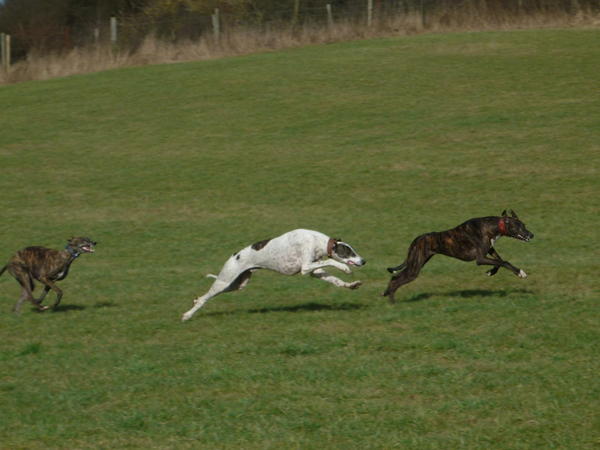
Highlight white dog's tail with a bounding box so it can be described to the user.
[206,274,218,279]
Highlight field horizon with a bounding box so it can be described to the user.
[1,28,599,448]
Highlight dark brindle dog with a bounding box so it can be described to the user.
[383,210,533,303]
[0,237,96,313]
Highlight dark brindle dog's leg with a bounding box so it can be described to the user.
[39,277,64,309]
[476,251,525,277]
[383,236,434,303]
[11,268,47,313]
[35,286,51,304]
[486,247,502,276]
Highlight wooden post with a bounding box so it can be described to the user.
[570,0,580,13]
[292,0,300,28]
[5,34,10,69]
[420,0,426,28]
[367,0,373,27]
[0,33,5,71]
[0,33,10,71]
[110,17,118,45]
[326,4,333,28]
[212,8,220,43]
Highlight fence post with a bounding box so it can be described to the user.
[293,0,301,26]
[212,8,220,43]
[326,4,333,28]
[1,33,5,71]
[420,0,426,28]
[367,0,373,27]
[569,0,580,13]
[110,17,118,45]
[0,33,10,72]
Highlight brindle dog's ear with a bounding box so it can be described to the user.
[510,210,518,219]
[501,210,508,217]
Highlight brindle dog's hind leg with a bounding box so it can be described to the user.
[14,289,30,313]
[10,269,46,313]
[383,238,434,303]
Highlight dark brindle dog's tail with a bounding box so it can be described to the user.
[0,264,6,277]
[386,261,406,273]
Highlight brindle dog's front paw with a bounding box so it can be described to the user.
[486,267,499,277]
[518,269,528,278]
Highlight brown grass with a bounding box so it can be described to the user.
[1,7,598,85]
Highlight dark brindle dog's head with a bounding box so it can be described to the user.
[66,237,97,256]
[500,210,534,242]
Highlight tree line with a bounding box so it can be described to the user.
[0,0,597,58]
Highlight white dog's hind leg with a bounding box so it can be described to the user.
[310,269,362,289]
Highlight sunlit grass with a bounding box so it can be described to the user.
[0,29,598,448]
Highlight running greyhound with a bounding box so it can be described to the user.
[383,210,533,303]
[181,229,366,321]
[1,237,96,313]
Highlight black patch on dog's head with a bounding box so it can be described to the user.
[333,242,357,259]
[251,238,271,251]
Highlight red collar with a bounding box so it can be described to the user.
[327,238,336,257]
[498,218,508,236]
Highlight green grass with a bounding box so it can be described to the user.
[1,28,599,449]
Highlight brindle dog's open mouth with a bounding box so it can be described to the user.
[517,234,532,242]
[81,245,95,253]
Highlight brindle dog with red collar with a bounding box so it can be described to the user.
[0,237,96,313]
[383,210,533,303]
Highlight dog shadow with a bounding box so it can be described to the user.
[406,288,534,303]
[47,304,87,313]
[248,301,367,314]
[204,301,367,317]
[33,301,118,313]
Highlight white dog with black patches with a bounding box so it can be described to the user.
[181,229,366,321]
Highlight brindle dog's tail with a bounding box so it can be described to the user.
[0,264,6,277]
[386,261,407,273]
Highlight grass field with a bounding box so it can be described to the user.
[1,28,599,448]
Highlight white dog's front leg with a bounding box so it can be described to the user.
[310,269,362,289]
[301,259,351,275]
[181,279,230,322]
[182,294,209,321]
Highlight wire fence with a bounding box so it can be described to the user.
[2,0,599,63]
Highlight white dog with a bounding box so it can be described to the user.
[181,229,366,321]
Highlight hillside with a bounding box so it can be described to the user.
[1,29,598,448]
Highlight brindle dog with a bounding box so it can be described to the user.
[383,210,533,303]
[0,237,96,313]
